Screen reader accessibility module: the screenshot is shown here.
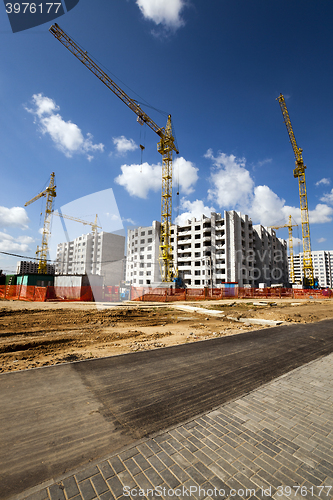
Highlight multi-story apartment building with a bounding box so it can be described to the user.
[125,211,288,288]
[252,225,289,286]
[125,221,161,285]
[55,231,125,286]
[290,251,333,288]
[16,261,55,275]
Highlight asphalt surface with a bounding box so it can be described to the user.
[1,319,333,499]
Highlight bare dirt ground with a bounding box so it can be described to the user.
[1,298,333,373]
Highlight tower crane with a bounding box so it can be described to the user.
[277,94,314,287]
[53,212,101,235]
[25,172,56,274]
[49,23,179,283]
[270,215,298,284]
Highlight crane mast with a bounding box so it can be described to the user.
[270,215,298,284]
[25,172,56,274]
[277,94,314,287]
[49,23,179,282]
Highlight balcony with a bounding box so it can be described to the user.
[178,253,192,260]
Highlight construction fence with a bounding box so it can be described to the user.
[1,284,332,303]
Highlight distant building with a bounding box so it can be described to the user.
[55,231,125,286]
[16,261,55,275]
[125,221,161,286]
[290,251,333,288]
[125,211,289,288]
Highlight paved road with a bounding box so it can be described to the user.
[1,319,333,499]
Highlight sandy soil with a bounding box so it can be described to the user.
[1,298,333,373]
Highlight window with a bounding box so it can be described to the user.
[148,230,152,235]
[148,238,152,243]
[195,225,200,230]
[148,246,152,251]
[140,263,144,268]
[147,263,151,267]
[195,252,201,257]
[139,280,143,284]
[134,248,138,252]
[146,280,151,284]
[195,280,200,285]
[140,247,144,252]
[140,239,145,244]
[147,271,151,276]
[195,243,200,248]
[141,232,145,236]
[147,254,152,259]
[195,261,200,266]
[195,234,200,239]
[195,270,200,275]
[140,255,144,260]
[139,271,144,276]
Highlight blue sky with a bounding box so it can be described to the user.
[1,0,333,273]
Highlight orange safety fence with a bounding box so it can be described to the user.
[0,284,332,303]
[131,287,239,302]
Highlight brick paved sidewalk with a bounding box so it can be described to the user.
[19,353,333,500]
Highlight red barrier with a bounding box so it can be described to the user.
[0,284,331,303]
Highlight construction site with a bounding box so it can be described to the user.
[0,24,332,384]
[2,5,333,500]
[1,26,332,302]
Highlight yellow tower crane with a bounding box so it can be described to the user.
[53,212,101,235]
[25,172,56,274]
[49,23,179,283]
[277,94,314,287]
[270,215,298,284]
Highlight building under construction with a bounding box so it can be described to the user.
[55,231,125,286]
[126,211,289,288]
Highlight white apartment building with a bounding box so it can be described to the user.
[125,211,288,288]
[290,251,333,288]
[55,231,125,286]
[16,261,55,275]
[125,221,161,286]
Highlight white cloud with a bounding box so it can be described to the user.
[316,178,330,187]
[206,150,254,209]
[202,150,333,227]
[289,236,302,248]
[26,94,104,160]
[113,136,138,155]
[318,237,327,243]
[175,198,216,225]
[115,162,161,198]
[308,204,333,223]
[173,157,199,195]
[136,0,186,29]
[320,188,333,204]
[251,186,286,227]
[256,158,272,168]
[0,232,34,252]
[0,207,29,228]
[115,156,198,199]
[281,203,333,225]
[122,217,136,225]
